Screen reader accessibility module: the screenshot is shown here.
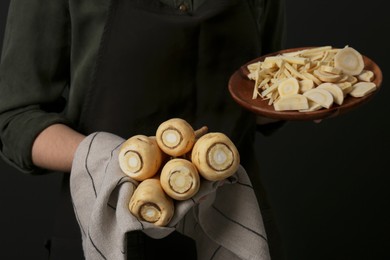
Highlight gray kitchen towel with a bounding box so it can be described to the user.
[70,132,270,260]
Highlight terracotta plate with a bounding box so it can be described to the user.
[228,47,383,121]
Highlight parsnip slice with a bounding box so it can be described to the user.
[303,88,334,109]
[317,83,344,105]
[299,100,323,112]
[278,78,300,97]
[336,82,353,96]
[334,47,365,76]
[320,65,342,75]
[299,79,315,93]
[349,82,376,97]
[273,94,309,111]
[313,69,342,83]
[358,70,375,82]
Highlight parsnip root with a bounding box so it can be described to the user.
[156,118,196,157]
[119,135,163,181]
[160,158,200,201]
[129,178,174,227]
[122,118,241,227]
[191,133,240,181]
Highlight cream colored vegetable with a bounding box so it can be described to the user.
[358,70,375,82]
[247,45,377,112]
[317,83,344,105]
[129,178,174,227]
[313,69,342,83]
[336,82,353,96]
[118,135,163,181]
[191,132,240,181]
[320,65,342,75]
[278,78,300,97]
[156,118,208,157]
[303,88,334,109]
[299,79,315,93]
[160,158,200,201]
[299,100,322,112]
[334,47,365,75]
[349,82,377,97]
[274,94,309,111]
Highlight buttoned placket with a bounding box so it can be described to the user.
[175,0,193,13]
[178,3,189,12]
[159,0,210,13]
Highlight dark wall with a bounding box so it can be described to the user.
[257,1,390,259]
[1,1,389,259]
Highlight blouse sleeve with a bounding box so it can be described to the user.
[252,0,287,135]
[0,0,72,174]
[258,0,287,54]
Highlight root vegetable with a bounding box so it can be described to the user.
[299,79,315,93]
[156,118,208,157]
[320,65,342,75]
[160,158,200,201]
[317,83,344,105]
[191,133,240,181]
[349,82,377,97]
[278,78,300,97]
[274,94,309,111]
[336,82,353,96]
[247,45,378,112]
[334,46,365,76]
[358,70,375,82]
[303,88,334,109]
[299,100,322,112]
[119,135,163,181]
[313,69,342,83]
[129,178,174,227]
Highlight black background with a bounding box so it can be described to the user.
[1,0,389,259]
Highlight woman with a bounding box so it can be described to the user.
[0,0,286,259]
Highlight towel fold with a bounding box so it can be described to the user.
[70,132,270,260]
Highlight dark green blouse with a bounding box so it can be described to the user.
[0,0,285,174]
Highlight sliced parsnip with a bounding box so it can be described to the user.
[273,94,309,111]
[247,45,378,112]
[299,100,323,112]
[303,88,334,109]
[336,82,353,96]
[317,83,344,105]
[278,78,300,97]
[349,82,377,97]
[346,75,358,85]
[334,47,365,75]
[313,69,342,83]
[301,71,322,86]
[358,70,375,82]
[299,79,315,93]
[265,55,308,65]
[320,65,342,75]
